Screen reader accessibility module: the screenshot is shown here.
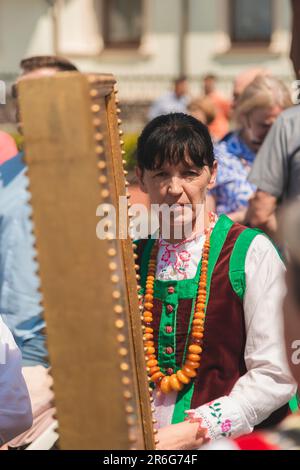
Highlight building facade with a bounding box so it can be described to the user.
[0,0,294,126]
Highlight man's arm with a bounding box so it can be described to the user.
[246,190,278,239]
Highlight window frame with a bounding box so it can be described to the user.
[229,0,273,46]
[102,0,143,49]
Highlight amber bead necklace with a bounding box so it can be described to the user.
[143,215,213,394]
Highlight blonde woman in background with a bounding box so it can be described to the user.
[210,75,292,223]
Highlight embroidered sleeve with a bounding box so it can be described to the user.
[185,396,253,441]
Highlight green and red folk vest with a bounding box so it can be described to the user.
[135,215,289,426]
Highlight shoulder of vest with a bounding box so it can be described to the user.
[228,225,265,300]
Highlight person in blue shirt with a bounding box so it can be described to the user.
[0,55,78,449]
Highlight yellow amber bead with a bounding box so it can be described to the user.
[187,353,201,362]
[185,360,200,369]
[194,312,205,320]
[169,374,184,391]
[176,370,191,385]
[145,327,154,333]
[160,376,172,394]
[188,345,202,354]
[147,359,158,368]
[147,347,155,355]
[144,302,154,310]
[192,319,204,326]
[182,366,197,378]
[144,294,153,302]
[149,366,160,375]
[144,333,154,340]
[191,332,203,339]
[150,371,164,383]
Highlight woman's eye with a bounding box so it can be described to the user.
[184,171,198,177]
[154,172,167,178]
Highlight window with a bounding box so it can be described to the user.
[231,0,272,44]
[103,0,143,48]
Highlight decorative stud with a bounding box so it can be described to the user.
[112,290,121,299]
[122,376,131,385]
[119,347,128,356]
[88,75,97,83]
[99,175,107,184]
[90,89,99,98]
[96,145,104,154]
[123,390,132,399]
[109,262,118,270]
[91,104,100,113]
[111,274,120,283]
[108,248,117,257]
[126,416,135,426]
[114,305,123,314]
[115,319,124,329]
[98,161,106,169]
[95,132,103,141]
[117,334,126,343]
[93,118,101,127]
[120,363,129,372]
[101,189,109,198]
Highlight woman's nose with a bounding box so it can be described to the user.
[167,177,183,196]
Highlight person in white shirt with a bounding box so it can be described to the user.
[0,315,32,445]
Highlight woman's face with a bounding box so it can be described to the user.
[136,158,217,235]
[284,268,300,387]
[245,105,282,152]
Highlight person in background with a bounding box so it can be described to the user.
[148,76,189,120]
[210,75,292,223]
[232,67,269,110]
[0,55,78,450]
[207,202,300,450]
[247,103,300,240]
[202,74,231,141]
[187,96,216,128]
[0,315,32,446]
[0,130,18,164]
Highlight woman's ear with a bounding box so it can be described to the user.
[135,166,148,194]
[207,160,218,190]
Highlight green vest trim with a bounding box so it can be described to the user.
[229,227,263,300]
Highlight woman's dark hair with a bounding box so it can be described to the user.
[136,113,215,172]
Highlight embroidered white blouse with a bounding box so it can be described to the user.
[153,233,297,441]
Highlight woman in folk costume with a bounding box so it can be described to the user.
[134,113,296,450]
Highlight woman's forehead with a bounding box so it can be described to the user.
[153,155,198,171]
